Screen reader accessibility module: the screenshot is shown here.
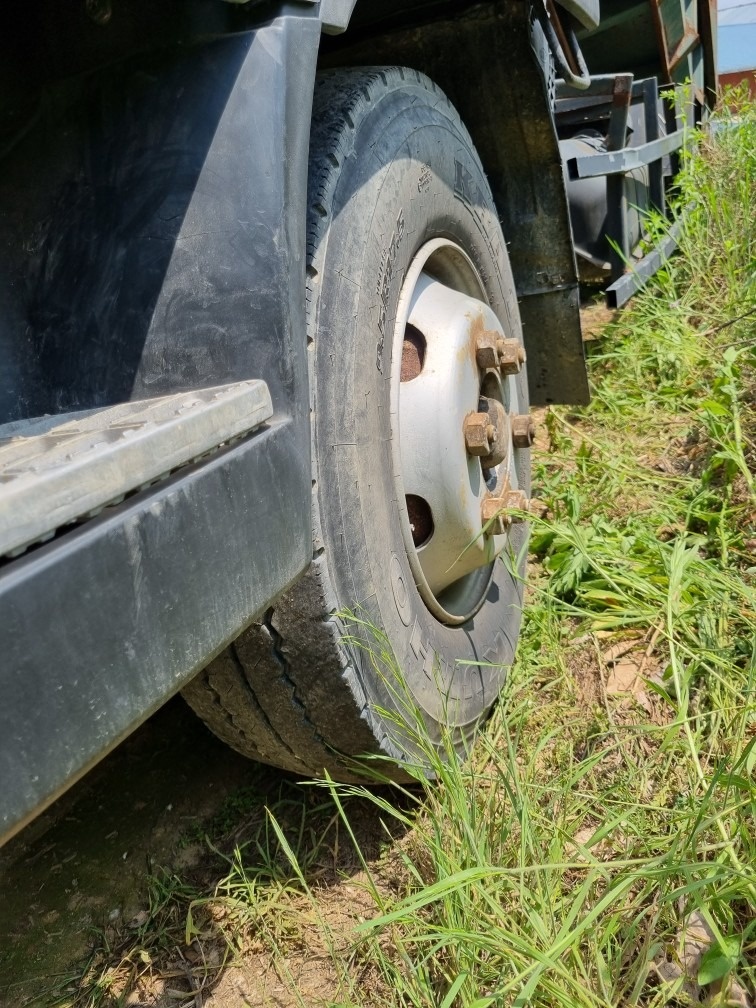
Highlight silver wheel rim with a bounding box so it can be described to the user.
[390,239,526,626]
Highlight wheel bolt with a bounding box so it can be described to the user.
[496,338,526,375]
[481,488,530,535]
[482,496,510,524]
[511,413,535,448]
[481,497,510,535]
[465,400,509,465]
[475,331,500,370]
[464,412,492,455]
[475,331,526,376]
[502,488,529,516]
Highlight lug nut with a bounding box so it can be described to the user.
[464,412,492,455]
[467,400,514,465]
[502,488,529,517]
[481,496,510,535]
[496,338,526,375]
[481,488,530,535]
[475,330,500,370]
[482,496,509,523]
[480,398,508,467]
[511,413,535,448]
[475,330,526,377]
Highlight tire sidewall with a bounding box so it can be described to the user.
[311,74,529,739]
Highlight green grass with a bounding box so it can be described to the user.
[48,90,755,1008]
[324,93,755,1007]
[272,89,755,1007]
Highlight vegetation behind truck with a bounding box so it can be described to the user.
[0,0,715,845]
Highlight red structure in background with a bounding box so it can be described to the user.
[718,0,756,101]
[719,70,756,97]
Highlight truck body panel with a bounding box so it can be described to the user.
[0,10,317,843]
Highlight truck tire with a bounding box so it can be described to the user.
[182,67,530,780]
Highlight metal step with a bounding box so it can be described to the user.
[0,381,273,557]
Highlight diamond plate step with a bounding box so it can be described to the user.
[0,381,273,557]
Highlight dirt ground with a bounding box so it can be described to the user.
[0,693,414,1007]
[0,699,271,1007]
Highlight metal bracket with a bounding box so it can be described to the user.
[605,217,683,308]
[557,72,688,303]
[567,129,686,178]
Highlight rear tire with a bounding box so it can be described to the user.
[183,68,530,779]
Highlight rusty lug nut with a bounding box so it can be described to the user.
[475,330,500,370]
[481,497,510,535]
[482,497,509,522]
[511,413,536,448]
[481,488,531,534]
[496,338,526,375]
[501,488,529,522]
[463,412,492,455]
[476,344,499,370]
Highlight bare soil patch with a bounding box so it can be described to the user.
[0,700,260,1007]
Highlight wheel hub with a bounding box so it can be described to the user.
[391,239,530,625]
